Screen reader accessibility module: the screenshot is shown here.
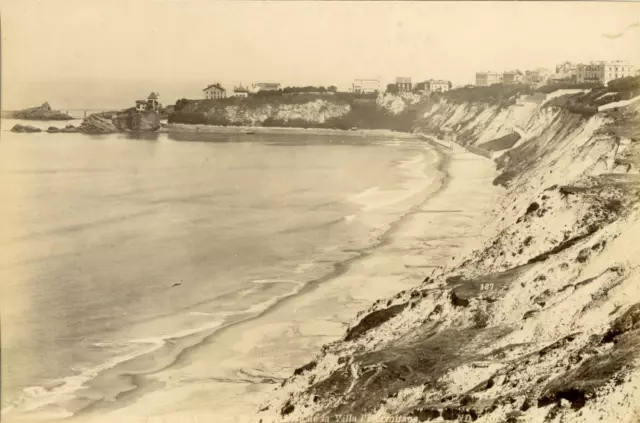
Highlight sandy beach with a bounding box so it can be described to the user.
[42,140,502,423]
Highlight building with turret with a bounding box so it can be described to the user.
[135,92,162,112]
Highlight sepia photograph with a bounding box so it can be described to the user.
[1,1,640,422]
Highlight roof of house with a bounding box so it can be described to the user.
[396,77,412,83]
[234,86,249,92]
[148,92,158,100]
[203,83,225,92]
[427,79,450,84]
[252,83,280,88]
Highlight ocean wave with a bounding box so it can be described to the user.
[2,318,228,420]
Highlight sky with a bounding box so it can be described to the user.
[1,0,640,109]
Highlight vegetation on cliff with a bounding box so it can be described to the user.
[543,76,640,117]
[434,84,534,108]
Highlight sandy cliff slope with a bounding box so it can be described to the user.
[255,97,640,423]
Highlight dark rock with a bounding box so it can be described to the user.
[78,114,119,133]
[574,276,596,289]
[558,283,573,293]
[576,248,591,263]
[293,361,317,376]
[538,333,579,357]
[429,304,444,317]
[460,394,476,406]
[344,303,407,342]
[602,303,640,343]
[280,399,295,416]
[528,229,598,264]
[45,124,78,133]
[60,124,78,133]
[533,290,551,307]
[604,199,623,214]
[451,291,470,308]
[10,124,42,133]
[525,202,540,215]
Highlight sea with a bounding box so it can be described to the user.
[0,117,447,423]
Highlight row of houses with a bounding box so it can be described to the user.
[351,77,452,94]
[476,60,637,87]
[203,82,282,100]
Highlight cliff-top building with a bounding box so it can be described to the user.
[502,70,525,85]
[352,79,380,94]
[475,71,502,87]
[576,61,635,86]
[524,68,551,86]
[548,62,578,84]
[135,92,161,112]
[203,83,226,100]
[423,79,451,93]
[233,85,249,98]
[395,77,412,93]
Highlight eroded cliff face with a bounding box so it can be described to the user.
[255,98,640,423]
[217,99,351,126]
[174,99,351,127]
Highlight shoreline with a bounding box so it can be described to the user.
[65,142,450,422]
[53,140,501,423]
[159,122,417,138]
[1,136,444,423]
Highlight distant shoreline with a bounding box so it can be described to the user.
[159,122,417,138]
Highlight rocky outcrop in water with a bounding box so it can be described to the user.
[76,109,161,134]
[77,114,119,134]
[11,124,42,133]
[3,102,73,120]
[112,109,161,132]
[47,125,78,133]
